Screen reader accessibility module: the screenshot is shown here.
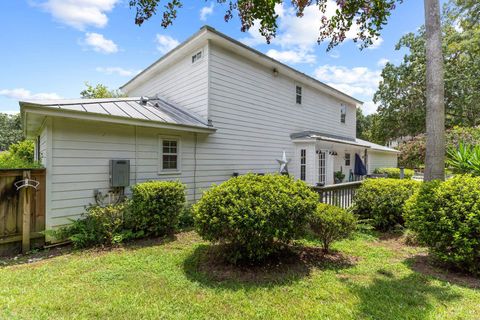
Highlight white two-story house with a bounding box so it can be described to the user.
[20,26,398,230]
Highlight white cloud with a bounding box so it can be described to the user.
[361,101,379,115]
[200,2,214,21]
[377,58,389,67]
[266,49,316,64]
[156,34,180,54]
[365,37,384,50]
[39,0,119,30]
[96,67,139,77]
[314,65,381,97]
[0,88,62,100]
[83,32,118,54]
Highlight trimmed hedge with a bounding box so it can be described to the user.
[353,178,420,230]
[309,203,357,252]
[193,174,318,263]
[404,175,480,275]
[129,181,186,237]
[373,167,414,179]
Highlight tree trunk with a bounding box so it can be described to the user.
[423,0,445,181]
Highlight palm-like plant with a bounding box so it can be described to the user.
[447,142,480,175]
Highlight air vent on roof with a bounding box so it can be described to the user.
[140,96,149,105]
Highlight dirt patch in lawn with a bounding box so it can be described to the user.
[183,244,358,288]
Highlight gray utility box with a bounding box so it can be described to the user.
[110,159,130,187]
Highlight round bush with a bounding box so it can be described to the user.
[193,174,318,263]
[353,178,420,231]
[129,181,186,237]
[404,175,480,275]
[373,167,414,179]
[309,203,357,252]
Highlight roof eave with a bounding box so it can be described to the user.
[21,103,216,134]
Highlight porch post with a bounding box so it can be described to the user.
[325,152,334,185]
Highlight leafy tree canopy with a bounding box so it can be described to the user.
[371,0,480,143]
[0,113,23,151]
[129,0,401,50]
[80,82,126,99]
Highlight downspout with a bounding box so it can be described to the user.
[134,126,138,185]
[193,133,198,202]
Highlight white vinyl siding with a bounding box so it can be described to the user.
[125,44,209,119]
[367,150,398,174]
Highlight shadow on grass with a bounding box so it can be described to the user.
[183,243,357,289]
[345,271,461,320]
[404,254,480,290]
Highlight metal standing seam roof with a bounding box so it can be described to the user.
[291,131,400,153]
[20,96,213,130]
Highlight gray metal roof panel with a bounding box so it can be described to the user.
[19,97,213,130]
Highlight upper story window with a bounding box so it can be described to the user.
[296,85,302,104]
[345,153,351,166]
[159,136,181,173]
[340,104,347,123]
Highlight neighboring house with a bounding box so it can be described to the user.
[20,26,398,230]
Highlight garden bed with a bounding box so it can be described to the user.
[0,231,479,319]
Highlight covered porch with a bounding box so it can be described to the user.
[291,131,396,186]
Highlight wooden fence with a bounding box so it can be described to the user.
[312,181,363,209]
[0,169,46,256]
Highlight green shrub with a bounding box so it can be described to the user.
[178,205,195,230]
[447,142,480,175]
[54,202,132,248]
[193,174,318,263]
[309,203,357,252]
[373,167,414,179]
[404,175,480,275]
[0,140,41,169]
[129,180,186,237]
[353,178,420,231]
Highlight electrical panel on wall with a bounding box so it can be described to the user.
[110,159,130,187]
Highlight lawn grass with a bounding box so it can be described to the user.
[0,231,479,320]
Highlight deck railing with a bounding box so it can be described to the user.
[312,181,363,209]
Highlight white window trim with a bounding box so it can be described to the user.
[340,104,347,124]
[158,135,182,175]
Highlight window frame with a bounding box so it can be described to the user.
[191,50,203,64]
[300,149,306,181]
[295,85,302,105]
[158,135,182,175]
[340,104,347,124]
[345,152,351,166]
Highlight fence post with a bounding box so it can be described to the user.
[22,170,31,254]
[400,167,405,179]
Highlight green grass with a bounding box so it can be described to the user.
[0,231,479,320]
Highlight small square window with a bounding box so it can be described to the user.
[296,85,302,104]
[345,153,351,166]
[340,104,347,123]
[300,149,306,181]
[192,51,202,63]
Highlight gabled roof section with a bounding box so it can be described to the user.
[20,96,215,134]
[121,25,363,106]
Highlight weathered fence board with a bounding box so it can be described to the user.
[312,181,363,209]
[0,169,46,255]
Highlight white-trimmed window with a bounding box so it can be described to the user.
[345,153,351,166]
[191,50,203,63]
[296,85,302,104]
[340,104,347,123]
[159,136,181,173]
[300,149,306,181]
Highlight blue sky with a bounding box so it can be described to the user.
[0,0,431,115]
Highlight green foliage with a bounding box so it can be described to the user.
[178,205,195,230]
[193,174,318,263]
[373,2,480,143]
[334,171,345,183]
[80,82,126,99]
[404,175,480,275]
[130,0,399,50]
[54,202,132,248]
[0,140,41,169]
[353,178,420,231]
[447,142,480,175]
[373,168,414,179]
[129,181,186,237]
[309,203,357,252]
[0,113,23,151]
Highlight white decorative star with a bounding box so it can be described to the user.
[276,150,290,174]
